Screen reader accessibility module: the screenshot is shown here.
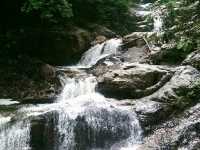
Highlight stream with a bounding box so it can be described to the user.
[0,38,142,150]
[0,1,163,150]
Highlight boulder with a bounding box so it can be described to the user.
[139,66,200,104]
[182,50,200,70]
[87,24,117,38]
[148,43,192,65]
[96,63,173,99]
[134,66,200,131]
[120,32,165,64]
[91,35,107,46]
[24,103,139,150]
[137,103,200,150]
[134,100,169,132]
[40,64,56,80]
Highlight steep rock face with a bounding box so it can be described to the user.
[138,103,200,150]
[134,66,200,131]
[96,63,173,99]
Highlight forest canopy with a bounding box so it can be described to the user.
[0,0,132,28]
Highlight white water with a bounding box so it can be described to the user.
[79,38,122,67]
[0,37,142,150]
[0,120,31,150]
[135,1,163,32]
[153,11,163,32]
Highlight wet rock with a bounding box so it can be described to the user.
[26,105,139,150]
[30,113,56,150]
[123,32,160,44]
[89,55,123,77]
[140,66,200,104]
[91,35,107,46]
[40,64,56,80]
[134,66,200,131]
[134,100,169,131]
[74,108,135,149]
[120,46,150,63]
[96,63,173,99]
[120,32,164,64]
[138,103,200,150]
[182,50,200,70]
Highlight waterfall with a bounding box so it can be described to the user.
[79,38,122,67]
[0,120,31,150]
[0,36,141,149]
[55,75,142,149]
[153,11,163,32]
[135,1,163,32]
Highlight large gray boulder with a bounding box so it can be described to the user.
[134,66,200,130]
[96,63,173,99]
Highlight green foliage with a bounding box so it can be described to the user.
[0,0,135,59]
[21,0,73,23]
[177,37,193,53]
[163,0,200,52]
[70,0,134,34]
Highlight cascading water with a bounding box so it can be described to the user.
[79,38,122,67]
[0,120,31,150]
[134,0,163,32]
[152,10,163,32]
[0,37,142,150]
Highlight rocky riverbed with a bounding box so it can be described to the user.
[0,1,200,150]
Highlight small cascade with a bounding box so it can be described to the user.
[59,76,97,102]
[152,11,163,32]
[0,38,142,149]
[79,38,122,67]
[0,120,31,150]
[134,0,163,32]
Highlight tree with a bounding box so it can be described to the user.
[21,0,73,24]
[163,0,200,52]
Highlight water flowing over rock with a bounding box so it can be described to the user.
[0,36,142,150]
[1,1,200,149]
[0,120,31,150]
[79,38,122,67]
[152,10,163,32]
